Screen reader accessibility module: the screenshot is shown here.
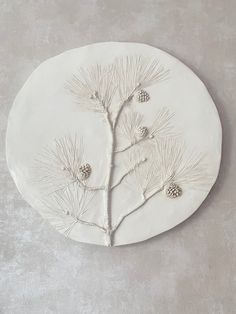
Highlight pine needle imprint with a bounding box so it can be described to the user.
[114,55,169,101]
[115,107,175,152]
[40,184,105,237]
[33,134,104,195]
[66,64,117,113]
[32,55,212,246]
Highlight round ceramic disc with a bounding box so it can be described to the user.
[6,42,222,246]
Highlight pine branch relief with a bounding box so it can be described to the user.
[34,55,214,246]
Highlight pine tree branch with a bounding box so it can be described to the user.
[62,56,171,246]
[77,180,105,191]
[75,218,106,232]
[111,158,147,190]
[40,191,107,236]
[113,85,141,130]
[115,135,154,153]
[103,110,115,246]
[112,185,165,232]
[63,218,106,238]
[46,179,105,197]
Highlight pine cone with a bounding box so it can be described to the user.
[136,126,149,138]
[166,183,182,199]
[137,89,150,103]
[79,163,91,180]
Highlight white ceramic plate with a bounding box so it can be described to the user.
[6,42,222,246]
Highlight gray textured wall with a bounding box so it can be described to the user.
[0,1,235,313]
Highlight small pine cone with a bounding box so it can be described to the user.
[136,126,149,138]
[137,89,150,103]
[166,183,182,199]
[79,163,91,180]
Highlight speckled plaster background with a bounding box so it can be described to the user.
[0,1,235,313]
